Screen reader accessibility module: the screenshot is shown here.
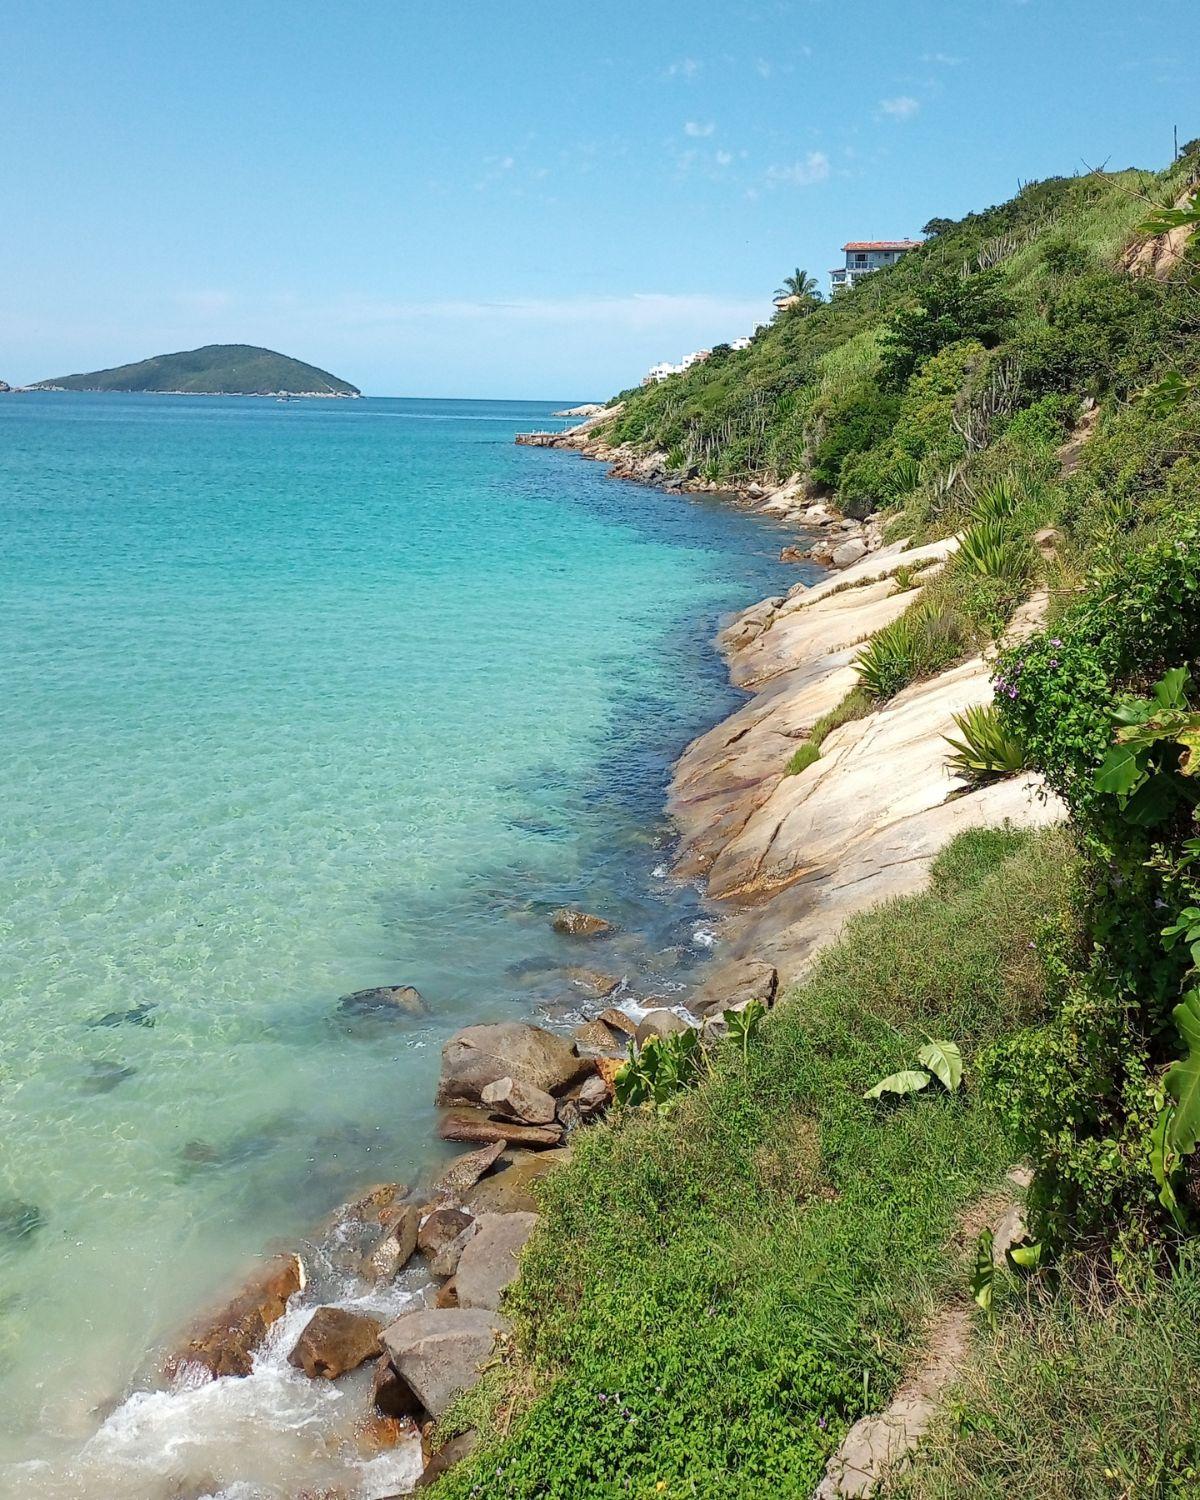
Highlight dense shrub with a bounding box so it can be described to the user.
[811,382,902,490]
[879,269,1015,387]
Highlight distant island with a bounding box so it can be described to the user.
[30,344,360,397]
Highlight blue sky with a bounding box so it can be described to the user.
[2,1,1195,398]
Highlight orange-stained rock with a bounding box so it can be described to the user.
[167,1253,305,1380]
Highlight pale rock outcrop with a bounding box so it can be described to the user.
[455,1212,539,1311]
[380,1307,509,1418]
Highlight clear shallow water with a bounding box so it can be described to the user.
[0,392,807,1495]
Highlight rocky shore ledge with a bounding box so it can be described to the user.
[151,411,1064,1496]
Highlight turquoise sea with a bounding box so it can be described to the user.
[0,393,806,1495]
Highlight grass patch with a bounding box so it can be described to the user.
[434,825,1080,1499]
[887,1248,1200,1499]
[784,687,873,776]
[784,741,821,777]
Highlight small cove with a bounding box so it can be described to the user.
[0,392,814,1494]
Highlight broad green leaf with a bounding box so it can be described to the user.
[970,1229,995,1326]
[1136,195,1200,236]
[1121,776,1178,827]
[1150,1096,1187,1230]
[1165,990,1200,1156]
[1154,667,1191,711]
[1005,1239,1044,1273]
[1095,742,1147,797]
[864,1068,931,1100]
[917,1038,963,1092]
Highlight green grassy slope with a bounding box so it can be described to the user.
[436,828,1079,1498]
[33,343,360,395]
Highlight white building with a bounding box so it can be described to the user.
[643,361,679,385]
[730,336,752,351]
[829,239,922,294]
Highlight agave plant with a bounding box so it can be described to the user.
[856,614,921,700]
[944,703,1027,783]
[957,519,1034,582]
[970,474,1021,522]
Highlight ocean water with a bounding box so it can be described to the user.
[0,393,809,1496]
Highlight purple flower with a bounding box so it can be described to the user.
[1051,638,1062,647]
[1008,686,1018,698]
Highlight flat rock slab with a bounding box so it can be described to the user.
[455,1212,539,1311]
[338,985,425,1017]
[436,1022,588,1107]
[438,1108,563,1149]
[381,1307,510,1418]
[463,1149,570,1214]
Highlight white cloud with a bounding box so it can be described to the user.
[879,95,920,120]
[765,150,831,187]
[922,51,964,65]
[715,149,734,167]
[665,57,702,78]
[684,120,715,137]
[755,57,774,78]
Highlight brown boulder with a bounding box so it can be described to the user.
[479,1075,557,1125]
[572,1019,624,1055]
[564,967,622,997]
[169,1253,304,1380]
[635,1009,691,1047]
[436,1022,588,1107]
[550,908,614,939]
[380,1308,509,1417]
[435,1277,459,1309]
[429,1221,479,1278]
[417,1206,473,1259]
[429,1139,504,1199]
[577,1074,610,1117]
[288,1306,382,1379]
[364,1203,421,1283]
[597,1007,637,1038]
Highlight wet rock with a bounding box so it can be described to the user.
[456,1213,538,1311]
[480,1075,557,1126]
[288,1306,383,1379]
[90,1002,156,1029]
[688,959,779,1019]
[338,1182,412,1228]
[364,1203,421,1283]
[463,1149,570,1214]
[355,1409,420,1456]
[550,908,615,939]
[634,1009,691,1047]
[439,1108,562,1150]
[372,1353,421,1419]
[436,1022,588,1107]
[418,1207,473,1260]
[430,1139,505,1199]
[169,1253,305,1380]
[573,1020,625,1055]
[415,1428,479,1489]
[380,1307,510,1418]
[337,985,425,1018]
[435,1277,459,1309]
[564,966,622,997]
[429,1222,479,1278]
[0,1199,43,1245]
[597,1007,638,1039]
[780,544,807,563]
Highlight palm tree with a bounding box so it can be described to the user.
[774,267,821,304]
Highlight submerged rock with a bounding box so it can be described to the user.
[436,1021,588,1106]
[456,1213,538,1312]
[337,985,425,1018]
[288,1306,383,1379]
[0,1199,43,1245]
[551,908,615,938]
[564,966,622,997]
[380,1307,509,1418]
[90,1002,156,1029]
[81,1060,136,1094]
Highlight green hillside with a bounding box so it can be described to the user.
[33,343,360,396]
